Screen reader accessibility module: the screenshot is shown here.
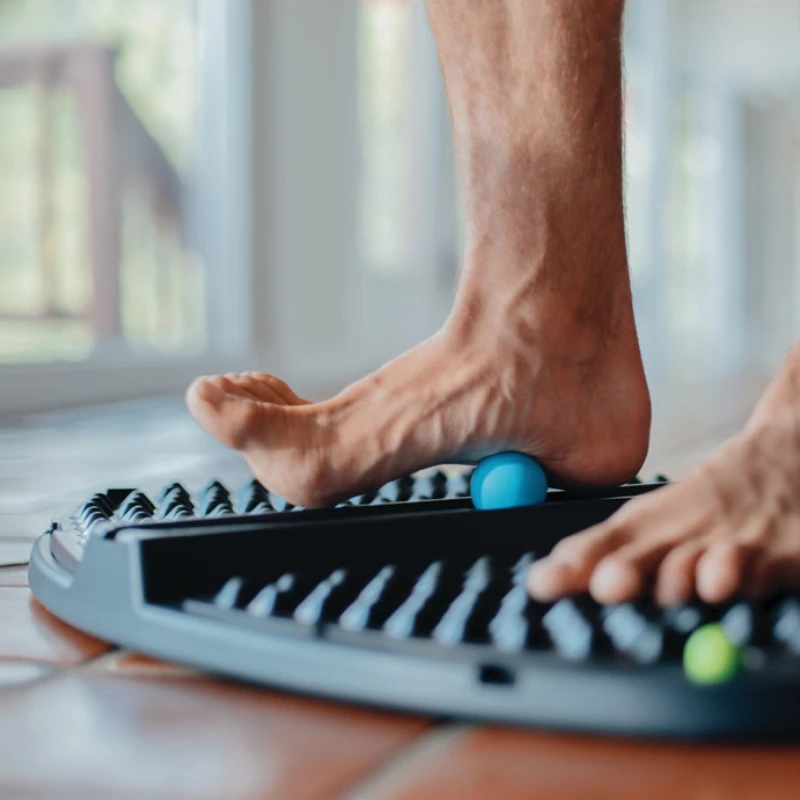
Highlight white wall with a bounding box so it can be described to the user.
[249,0,455,398]
[251,0,361,393]
[678,0,800,93]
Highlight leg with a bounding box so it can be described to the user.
[528,340,800,605]
[187,0,650,507]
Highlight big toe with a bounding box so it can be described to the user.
[527,525,625,601]
[527,559,590,601]
[186,375,269,451]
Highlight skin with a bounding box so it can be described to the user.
[188,0,800,604]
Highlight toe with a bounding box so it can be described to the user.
[654,540,707,606]
[215,375,268,404]
[186,375,227,411]
[526,560,583,602]
[695,540,757,604]
[186,375,268,451]
[225,373,288,404]
[588,557,642,604]
[188,374,265,405]
[241,372,308,405]
[527,523,628,601]
[585,478,722,603]
[189,372,308,409]
[589,536,677,604]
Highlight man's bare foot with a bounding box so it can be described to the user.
[528,342,800,605]
[187,295,649,507]
[186,0,650,507]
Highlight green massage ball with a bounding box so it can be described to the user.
[683,623,741,685]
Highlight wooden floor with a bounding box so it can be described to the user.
[2,384,799,799]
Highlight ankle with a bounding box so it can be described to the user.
[450,243,634,354]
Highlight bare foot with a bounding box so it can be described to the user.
[186,0,651,507]
[187,293,649,507]
[528,342,800,605]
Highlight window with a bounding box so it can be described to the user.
[623,0,800,381]
[0,0,248,370]
[358,0,412,276]
[12,0,784,412]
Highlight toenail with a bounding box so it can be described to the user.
[528,560,551,580]
[198,380,226,407]
[527,563,563,600]
[591,559,634,599]
[531,556,572,579]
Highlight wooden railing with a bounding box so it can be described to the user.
[0,43,182,339]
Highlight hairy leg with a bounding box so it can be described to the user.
[528,340,800,605]
[187,0,649,507]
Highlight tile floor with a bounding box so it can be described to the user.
[1,387,799,798]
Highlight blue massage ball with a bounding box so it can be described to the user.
[470,452,548,510]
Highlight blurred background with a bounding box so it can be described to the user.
[1,0,799,445]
